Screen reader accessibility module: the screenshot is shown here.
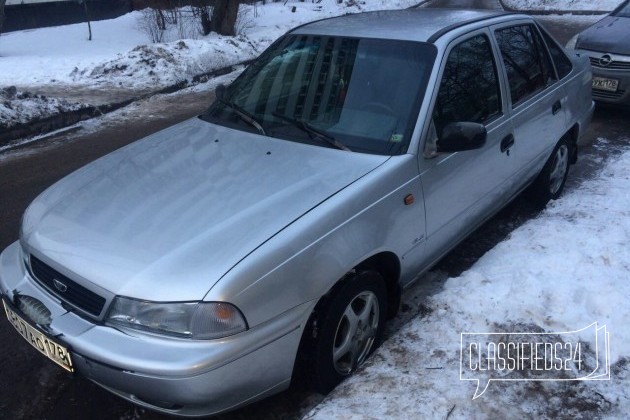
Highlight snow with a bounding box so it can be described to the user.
[502,0,623,11]
[306,140,630,419]
[0,11,147,87]
[66,38,254,90]
[0,88,88,129]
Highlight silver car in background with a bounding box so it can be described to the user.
[569,0,630,105]
[1,9,593,417]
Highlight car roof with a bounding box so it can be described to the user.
[291,8,514,43]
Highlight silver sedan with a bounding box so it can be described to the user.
[0,8,593,417]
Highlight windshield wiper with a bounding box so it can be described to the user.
[218,98,266,135]
[272,112,350,151]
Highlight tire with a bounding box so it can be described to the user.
[307,270,387,394]
[528,137,571,206]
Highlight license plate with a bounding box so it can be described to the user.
[592,77,619,92]
[2,298,74,372]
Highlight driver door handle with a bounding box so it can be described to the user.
[552,100,562,115]
[500,134,515,154]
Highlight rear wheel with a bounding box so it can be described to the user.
[528,137,571,206]
[307,270,387,394]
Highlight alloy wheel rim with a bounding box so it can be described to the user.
[332,291,379,375]
[549,144,569,195]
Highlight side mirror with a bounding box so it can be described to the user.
[436,122,487,153]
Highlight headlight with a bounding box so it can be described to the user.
[566,34,579,50]
[107,297,248,339]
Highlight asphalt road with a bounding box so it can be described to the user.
[0,9,628,420]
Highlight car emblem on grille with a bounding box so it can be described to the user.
[599,54,613,67]
[53,278,68,293]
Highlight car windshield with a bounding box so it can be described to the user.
[614,1,630,16]
[202,35,436,155]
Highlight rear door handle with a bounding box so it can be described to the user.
[552,100,562,115]
[500,134,515,154]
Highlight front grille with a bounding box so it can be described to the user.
[29,255,106,317]
[592,88,626,100]
[589,57,630,70]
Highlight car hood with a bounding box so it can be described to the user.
[22,118,389,301]
[577,16,630,55]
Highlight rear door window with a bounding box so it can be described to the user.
[539,28,573,79]
[495,24,557,106]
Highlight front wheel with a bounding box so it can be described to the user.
[308,270,387,394]
[528,137,571,206]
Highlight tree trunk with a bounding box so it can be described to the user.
[81,0,92,40]
[156,9,166,30]
[210,0,239,36]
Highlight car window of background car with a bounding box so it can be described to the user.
[539,28,573,79]
[204,35,436,156]
[431,34,501,140]
[495,24,557,106]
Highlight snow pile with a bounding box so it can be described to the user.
[503,0,623,11]
[68,38,256,89]
[0,87,88,129]
[307,142,630,418]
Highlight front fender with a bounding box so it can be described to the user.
[206,155,426,327]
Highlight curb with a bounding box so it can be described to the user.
[0,61,251,149]
[0,100,133,146]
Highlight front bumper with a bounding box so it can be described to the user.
[580,50,630,105]
[0,241,315,416]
